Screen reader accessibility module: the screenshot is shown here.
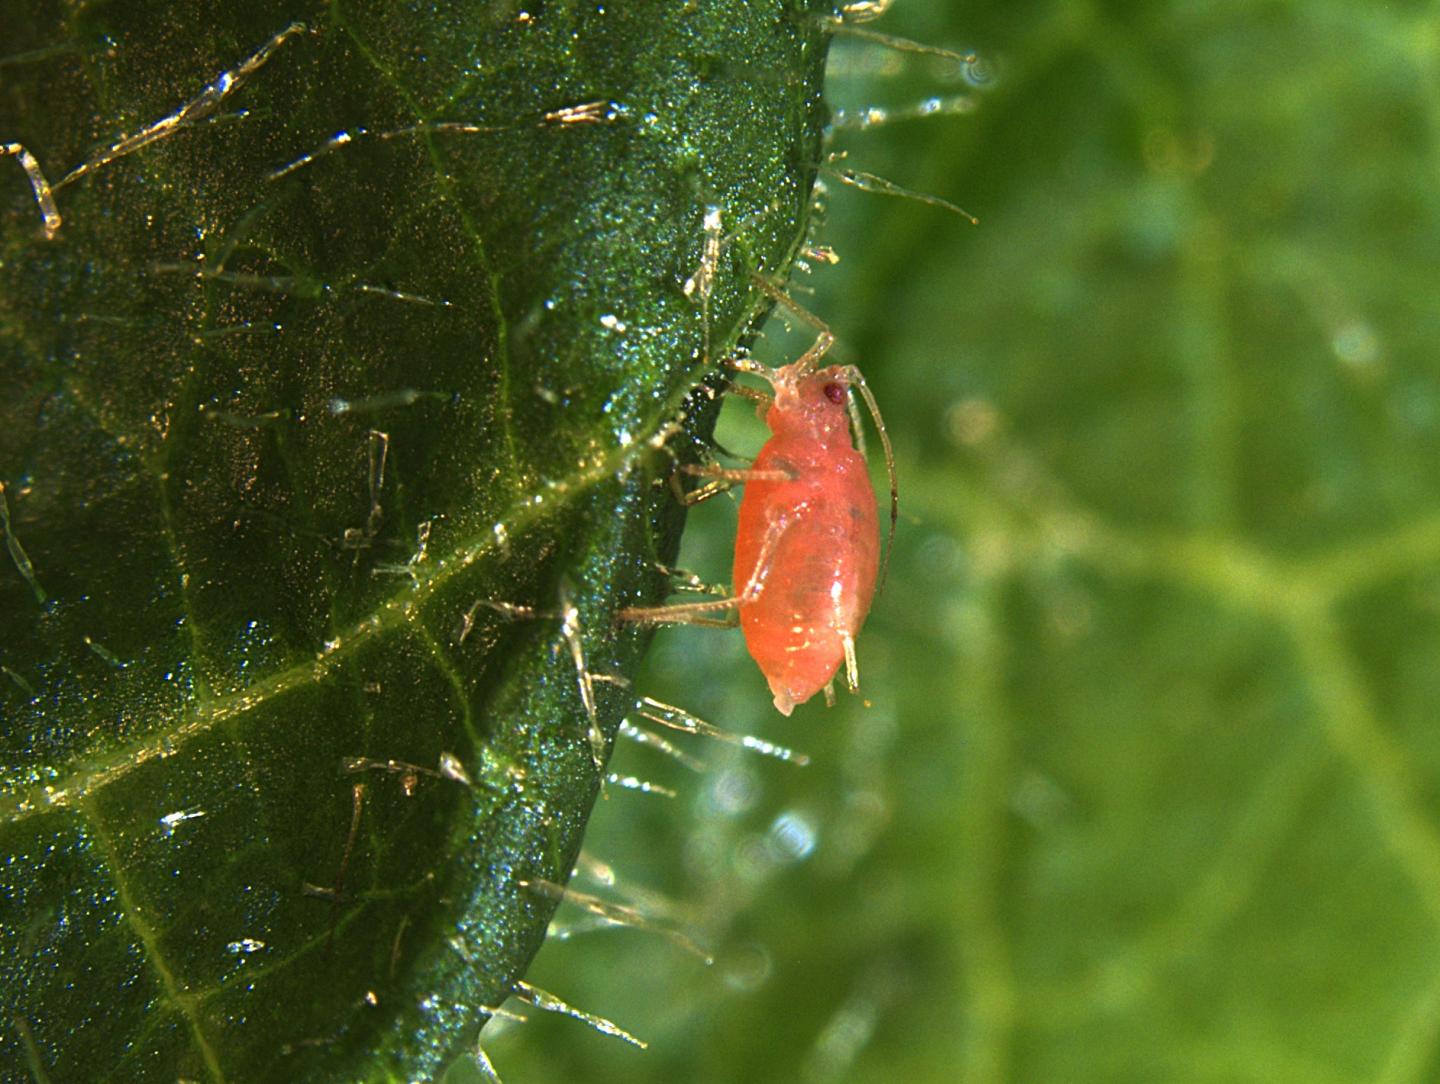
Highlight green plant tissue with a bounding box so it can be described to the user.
[492,3,1440,1083]
[0,2,831,1080]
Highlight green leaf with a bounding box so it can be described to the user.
[482,2,1440,1082]
[0,2,832,1079]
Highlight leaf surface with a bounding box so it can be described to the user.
[0,2,832,1079]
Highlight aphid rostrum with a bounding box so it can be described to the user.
[623,275,897,716]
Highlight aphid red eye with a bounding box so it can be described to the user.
[823,382,846,404]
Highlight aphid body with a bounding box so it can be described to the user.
[619,277,895,716]
[734,364,879,716]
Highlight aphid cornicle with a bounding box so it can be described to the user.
[624,276,897,716]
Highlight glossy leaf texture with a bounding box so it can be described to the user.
[0,2,832,1080]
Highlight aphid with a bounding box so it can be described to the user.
[622,276,897,716]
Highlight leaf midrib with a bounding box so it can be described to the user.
[0,349,719,829]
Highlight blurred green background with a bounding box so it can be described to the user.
[487,1,1440,1081]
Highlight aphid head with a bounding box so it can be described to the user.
[769,364,854,440]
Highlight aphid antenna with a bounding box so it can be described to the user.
[510,980,649,1049]
[745,271,837,377]
[837,365,899,595]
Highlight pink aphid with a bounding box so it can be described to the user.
[624,277,897,715]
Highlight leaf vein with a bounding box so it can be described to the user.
[79,796,228,1084]
[0,366,704,828]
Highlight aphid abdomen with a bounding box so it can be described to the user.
[733,435,879,715]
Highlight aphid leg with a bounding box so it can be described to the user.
[724,354,780,383]
[652,564,728,596]
[680,463,793,485]
[670,472,729,507]
[748,273,836,375]
[728,508,792,604]
[726,381,772,406]
[823,682,837,708]
[615,593,741,626]
[617,512,792,625]
[725,380,773,419]
[670,461,793,509]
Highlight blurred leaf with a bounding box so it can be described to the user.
[490,2,1440,1082]
[0,2,831,1080]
